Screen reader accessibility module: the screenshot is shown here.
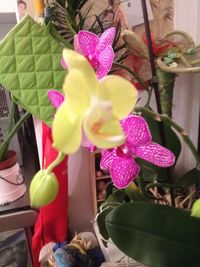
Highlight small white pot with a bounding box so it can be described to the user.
[0,161,26,206]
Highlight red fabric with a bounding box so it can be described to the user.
[32,123,68,267]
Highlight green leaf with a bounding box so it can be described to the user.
[124,183,149,201]
[104,189,126,205]
[176,168,200,189]
[137,162,158,182]
[106,202,200,267]
[97,206,114,241]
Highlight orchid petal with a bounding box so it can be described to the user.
[135,142,175,167]
[97,45,114,79]
[96,27,116,53]
[62,49,98,97]
[77,30,99,56]
[121,115,152,147]
[110,157,140,189]
[73,34,82,54]
[48,90,64,109]
[98,75,138,119]
[83,103,125,149]
[100,149,116,170]
[60,58,68,69]
[52,100,83,154]
[63,69,90,115]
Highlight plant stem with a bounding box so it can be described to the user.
[0,111,31,161]
[135,106,200,166]
[113,61,149,91]
[46,152,65,173]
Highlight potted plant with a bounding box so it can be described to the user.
[0,100,30,205]
[94,29,200,267]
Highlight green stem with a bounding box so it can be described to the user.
[46,152,65,173]
[0,111,31,161]
[113,62,149,91]
[134,107,200,165]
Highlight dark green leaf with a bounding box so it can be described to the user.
[176,168,200,189]
[104,189,126,204]
[97,206,113,241]
[106,202,200,267]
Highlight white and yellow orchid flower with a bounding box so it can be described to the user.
[52,49,138,154]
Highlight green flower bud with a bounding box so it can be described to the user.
[30,169,59,208]
[191,199,200,218]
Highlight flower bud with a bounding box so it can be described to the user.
[30,169,58,208]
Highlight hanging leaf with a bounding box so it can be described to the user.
[106,202,200,267]
[176,168,200,189]
[97,206,114,241]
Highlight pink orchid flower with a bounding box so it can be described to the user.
[73,27,116,79]
[100,115,175,189]
[48,89,96,152]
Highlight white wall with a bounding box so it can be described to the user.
[173,0,200,175]
[68,149,94,233]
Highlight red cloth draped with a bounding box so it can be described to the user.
[32,123,68,267]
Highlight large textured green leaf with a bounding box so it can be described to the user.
[106,202,200,267]
[0,16,66,125]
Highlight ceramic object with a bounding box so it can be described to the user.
[0,151,26,205]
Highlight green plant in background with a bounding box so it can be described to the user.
[0,101,30,162]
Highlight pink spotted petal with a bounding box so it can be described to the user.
[96,27,116,53]
[135,142,175,167]
[74,34,82,54]
[110,157,140,189]
[121,115,152,147]
[100,149,116,170]
[60,58,68,69]
[97,45,114,79]
[77,31,99,56]
[48,90,64,109]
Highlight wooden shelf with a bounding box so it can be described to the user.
[97,199,105,203]
[89,152,111,215]
[96,175,110,180]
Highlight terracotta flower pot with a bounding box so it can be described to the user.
[0,150,17,170]
[0,150,26,206]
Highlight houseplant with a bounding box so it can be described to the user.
[0,100,30,205]
[95,28,200,267]
[1,1,200,266]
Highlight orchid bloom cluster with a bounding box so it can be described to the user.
[31,28,175,207]
[50,28,175,186]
